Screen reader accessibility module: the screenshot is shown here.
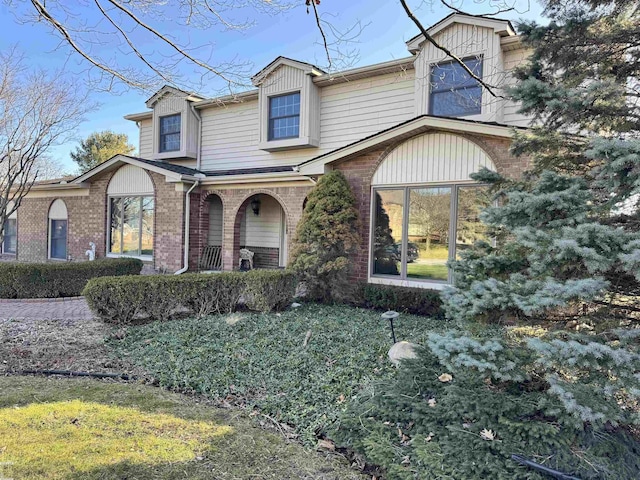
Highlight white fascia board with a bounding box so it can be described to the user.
[200,172,313,186]
[124,111,153,122]
[72,155,189,185]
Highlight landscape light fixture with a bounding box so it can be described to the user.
[381,310,399,344]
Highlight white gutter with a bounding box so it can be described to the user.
[175,174,205,275]
[190,104,203,171]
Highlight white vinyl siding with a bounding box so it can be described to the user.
[372,133,496,185]
[208,197,223,246]
[502,47,534,126]
[198,70,415,171]
[107,165,154,196]
[240,195,283,249]
[139,118,153,159]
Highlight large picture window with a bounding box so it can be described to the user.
[268,92,300,140]
[159,114,181,152]
[109,196,154,257]
[372,184,491,283]
[3,218,16,254]
[430,57,483,117]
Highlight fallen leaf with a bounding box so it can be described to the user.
[438,373,453,383]
[428,398,437,407]
[480,428,496,441]
[317,439,336,451]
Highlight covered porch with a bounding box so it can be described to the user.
[196,192,289,271]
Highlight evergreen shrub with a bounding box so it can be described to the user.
[356,283,444,318]
[0,258,142,299]
[83,270,295,324]
[290,170,360,302]
[334,333,640,480]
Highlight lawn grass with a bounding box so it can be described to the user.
[406,262,449,280]
[0,376,365,480]
[108,304,444,446]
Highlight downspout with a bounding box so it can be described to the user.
[175,105,204,275]
[175,175,204,275]
[190,104,202,171]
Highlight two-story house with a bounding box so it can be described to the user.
[10,13,533,289]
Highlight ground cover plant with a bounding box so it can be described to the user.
[0,376,365,480]
[0,257,141,298]
[108,303,442,447]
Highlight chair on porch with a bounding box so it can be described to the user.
[199,245,223,271]
[238,248,254,271]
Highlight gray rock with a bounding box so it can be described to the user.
[388,341,419,366]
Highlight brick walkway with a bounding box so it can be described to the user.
[0,297,94,320]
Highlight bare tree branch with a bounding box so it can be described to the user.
[0,49,92,244]
[399,0,503,98]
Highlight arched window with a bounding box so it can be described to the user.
[107,165,155,258]
[370,133,495,286]
[48,199,68,260]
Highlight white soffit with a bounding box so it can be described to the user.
[107,164,154,196]
[372,132,496,185]
[49,199,68,220]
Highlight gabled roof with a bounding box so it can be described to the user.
[72,155,204,185]
[406,13,516,54]
[145,85,205,108]
[297,114,522,175]
[251,56,325,86]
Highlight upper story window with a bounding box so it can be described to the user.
[430,57,483,117]
[268,92,300,141]
[159,113,181,152]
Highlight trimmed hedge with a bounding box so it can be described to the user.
[243,269,297,312]
[0,258,142,299]
[356,283,444,318]
[83,270,297,324]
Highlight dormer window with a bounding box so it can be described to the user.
[268,92,300,141]
[429,57,483,117]
[159,113,181,152]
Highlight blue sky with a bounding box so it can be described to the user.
[0,0,542,175]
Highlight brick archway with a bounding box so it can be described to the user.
[231,192,290,270]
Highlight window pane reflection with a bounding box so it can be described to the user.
[456,186,492,258]
[123,197,141,255]
[110,198,122,254]
[407,187,451,281]
[50,220,67,260]
[373,190,404,276]
[141,198,154,256]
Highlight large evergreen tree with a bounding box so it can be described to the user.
[335,3,640,478]
[70,131,135,173]
[289,170,360,302]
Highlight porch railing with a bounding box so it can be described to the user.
[199,245,222,271]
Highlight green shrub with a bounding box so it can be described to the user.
[84,270,294,323]
[289,170,360,302]
[243,269,297,312]
[356,283,444,318]
[181,273,246,317]
[0,258,142,299]
[83,276,147,324]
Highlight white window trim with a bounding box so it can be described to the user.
[368,181,490,289]
[1,218,17,256]
[158,113,182,154]
[426,52,486,120]
[48,218,68,261]
[106,195,155,260]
